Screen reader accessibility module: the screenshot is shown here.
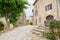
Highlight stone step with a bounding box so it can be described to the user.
[34,27,46,30]
[32,30,44,36]
[33,27,45,33]
[32,27,45,36]
[32,30,43,36]
[34,28,45,32]
[37,27,45,29]
[32,26,48,40]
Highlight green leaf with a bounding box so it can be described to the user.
[0,0,29,26]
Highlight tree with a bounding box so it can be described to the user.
[0,0,28,29]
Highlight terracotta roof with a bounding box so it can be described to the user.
[33,0,38,5]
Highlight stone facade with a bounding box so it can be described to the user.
[29,16,33,24]
[20,13,26,26]
[16,13,26,26]
[33,0,60,26]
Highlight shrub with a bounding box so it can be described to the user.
[30,22,33,25]
[44,33,56,40]
[0,21,5,31]
[44,20,60,40]
[49,20,56,28]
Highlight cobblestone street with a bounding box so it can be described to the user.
[0,25,37,40]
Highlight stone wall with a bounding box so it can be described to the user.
[33,0,59,26]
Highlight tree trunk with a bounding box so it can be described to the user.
[5,13,10,30]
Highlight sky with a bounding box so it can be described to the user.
[25,0,35,19]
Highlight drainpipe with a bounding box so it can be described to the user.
[56,0,60,20]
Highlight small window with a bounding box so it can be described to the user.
[39,17,41,23]
[35,19,37,25]
[45,3,52,11]
[35,6,38,16]
[35,10,38,15]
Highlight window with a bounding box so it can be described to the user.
[46,15,54,21]
[45,3,52,11]
[35,10,38,15]
[35,6,38,16]
[39,17,41,23]
[35,19,37,25]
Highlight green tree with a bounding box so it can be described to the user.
[0,0,28,29]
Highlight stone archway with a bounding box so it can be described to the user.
[44,15,54,26]
[46,15,54,21]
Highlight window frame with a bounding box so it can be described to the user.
[45,3,52,11]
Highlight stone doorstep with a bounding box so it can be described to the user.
[34,29,45,32]
[31,26,48,40]
[32,30,44,37]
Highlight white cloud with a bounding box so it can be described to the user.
[25,0,35,19]
[27,0,35,5]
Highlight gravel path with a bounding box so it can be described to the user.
[0,25,37,40]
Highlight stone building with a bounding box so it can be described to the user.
[33,0,60,26]
[29,16,33,24]
[15,13,26,26]
[20,13,26,26]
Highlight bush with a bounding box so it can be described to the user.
[44,20,60,40]
[49,20,56,28]
[0,21,5,31]
[30,22,33,25]
[44,33,56,40]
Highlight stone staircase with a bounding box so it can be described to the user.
[32,26,45,36]
[32,26,47,40]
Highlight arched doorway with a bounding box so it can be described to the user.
[46,15,54,21]
[44,15,54,26]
